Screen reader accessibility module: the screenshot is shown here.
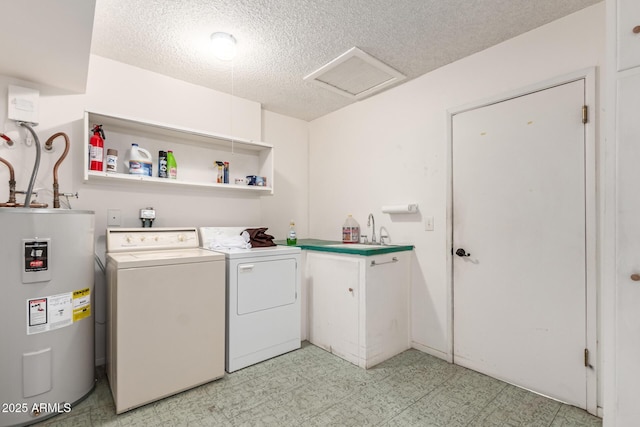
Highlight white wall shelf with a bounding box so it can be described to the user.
[83,111,274,195]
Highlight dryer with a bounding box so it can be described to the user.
[200,227,301,372]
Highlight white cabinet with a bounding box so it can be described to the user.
[609,0,640,423]
[83,111,274,194]
[306,250,411,368]
[614,68,640,425]
[617,0,640,71]
[307,252,361,364]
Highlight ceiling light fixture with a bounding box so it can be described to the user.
[210,32,237,61]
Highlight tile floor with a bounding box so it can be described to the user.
[34,342,601,426]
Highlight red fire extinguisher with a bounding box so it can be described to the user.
[89,124,106,171]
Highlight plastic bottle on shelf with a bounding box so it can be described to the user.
[126,144,152,176]
[342,215,360,243]
[105,149,118,172]
[215,161,224,183]
[287,221,297,246]
[223,162,229,184]
[158,151,168,178]
[167,151,177,179]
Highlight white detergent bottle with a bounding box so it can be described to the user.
[126,143,153,176]
[342,214,360,243]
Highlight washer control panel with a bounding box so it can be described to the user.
[106,228,200,252]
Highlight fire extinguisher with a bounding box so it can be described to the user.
[89,124,106,171]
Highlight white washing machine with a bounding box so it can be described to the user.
[106,228,225,414]
[199,227,301,372]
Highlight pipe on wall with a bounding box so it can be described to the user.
[44,132,70,208]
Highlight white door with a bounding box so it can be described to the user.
[452,79,588,408]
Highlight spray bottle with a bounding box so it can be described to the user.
[89,125,106,171]
[215,161,224,183]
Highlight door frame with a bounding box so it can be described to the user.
[445,67,597,413]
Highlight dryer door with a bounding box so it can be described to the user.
[236,258,297,315]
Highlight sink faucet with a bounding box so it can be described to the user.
[379,226,390,245]
[367,213,376,244]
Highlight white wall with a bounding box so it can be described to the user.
[308,3,606,363]
[260,110,309,240]
[0,56,309,365]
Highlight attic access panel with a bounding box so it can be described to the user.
[304,47,406,100]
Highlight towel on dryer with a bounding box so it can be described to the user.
[243,228,276,247]
[206,232,251,249]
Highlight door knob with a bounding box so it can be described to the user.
[456,248,471,257]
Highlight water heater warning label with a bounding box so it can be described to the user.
[24,241,48,272]
[26,293,72,335]
[28,298,47,327]
[73,288,91,322]
[22,238,51,283]
[26,288,91,335]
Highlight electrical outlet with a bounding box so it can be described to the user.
[425,216,434,231]
[107,209,121,226]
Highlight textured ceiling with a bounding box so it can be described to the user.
[91,0,601,121]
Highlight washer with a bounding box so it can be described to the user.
[106,228,225,414]
[200,227,301,372]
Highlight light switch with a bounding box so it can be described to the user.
[425,216,434,231]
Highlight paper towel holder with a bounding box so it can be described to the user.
[381,204,419,214]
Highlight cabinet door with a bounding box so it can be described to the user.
[306,252,360,365]
[615,69,640,422]
[618,0,640,71]
[365,252,410,367]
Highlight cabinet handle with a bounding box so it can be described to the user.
[348,288,354,293]
[631,274,640,282]
[239,265,254,271]
[634,26,640,34]
[370,257,398,267]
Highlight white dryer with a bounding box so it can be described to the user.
[200,227,301,372]
[106,228,226,413]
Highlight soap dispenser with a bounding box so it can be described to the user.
[287,221,297,246]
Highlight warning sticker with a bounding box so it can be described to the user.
[73,288,91,322]
[28,298,47,327]
[26,292,73,335]
[24,241,49,272]
[48,293,73,330]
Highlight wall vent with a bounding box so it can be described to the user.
[304,47,406,100]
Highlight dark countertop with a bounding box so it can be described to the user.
[276,238,414,256]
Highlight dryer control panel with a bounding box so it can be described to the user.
[106,228,200,252]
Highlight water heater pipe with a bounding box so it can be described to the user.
[17,122,41,208]
[0,156,17,206]
[0,132,14,146]
[44,132,70,208]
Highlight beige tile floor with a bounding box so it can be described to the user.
[34,342,601,426]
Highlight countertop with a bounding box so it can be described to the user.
[276,238,414,256]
